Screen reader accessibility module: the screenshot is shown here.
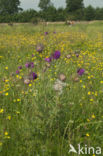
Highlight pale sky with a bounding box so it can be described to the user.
[20,0,103,10]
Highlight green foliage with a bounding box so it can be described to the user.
[39,0,51,10]
[0,0,22,15]
[39,7,66,22]
[84,5,96,21]
[30,17,41,25]
[17,9,38,22]
[0,9,38,23]
[56,8,66,21]
[65,0,84,21]
[66,9,84,21]
[95,8,103,20]
[44,6,57,21]
[66,0,84,12]
[0,0,103,22]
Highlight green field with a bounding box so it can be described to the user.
[0,22,103,156]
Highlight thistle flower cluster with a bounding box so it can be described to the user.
[16,61,37,85]
[45,50,61,63]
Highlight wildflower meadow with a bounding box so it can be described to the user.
[0,22,103,156]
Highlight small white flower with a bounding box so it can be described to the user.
[53,79,67,94]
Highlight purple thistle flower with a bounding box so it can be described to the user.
[16,70,19,74]
[32,72,37,80]
[76,53,79,57]
[32,54,34,57]
[30,62,34,68]
[18,66,22,69]
[45,32,48,35]
[25,62,31,68]
[25,62,34,68]
[53,50,61,59]
[28,72,37,80]
[77,68,85,76]
[45,57,52,63]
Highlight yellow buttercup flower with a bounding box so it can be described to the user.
[29,84,32,87]
[0,109,4,114]
[90,99,93,102]
[5,132,8,136]
[19,76,22,79]
[17,99,21,102]
[5,92,8,96]
[86,133,90,137]
[6,136,10,139]
[5,79,9,82]
[83,85,86,88]
[88,91,91,95]
[16,111,20,114]
[92,114,96,119]
[95,92,97,96]
[7,115,11,120]
[5,66,8,70]
[87,119,90,122]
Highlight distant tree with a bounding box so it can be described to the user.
[17,9,38,22]
[56,8,66,21]
[43,5,57,21]
[0,0,22,15]
[84,5,96,21]
[38,0,51,10]
[95,7,103,20]
[66,0,84,12]
[66,0,84,20]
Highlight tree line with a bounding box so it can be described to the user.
[0,0,103,23]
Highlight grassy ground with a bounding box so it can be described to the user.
[0,21,103,156]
